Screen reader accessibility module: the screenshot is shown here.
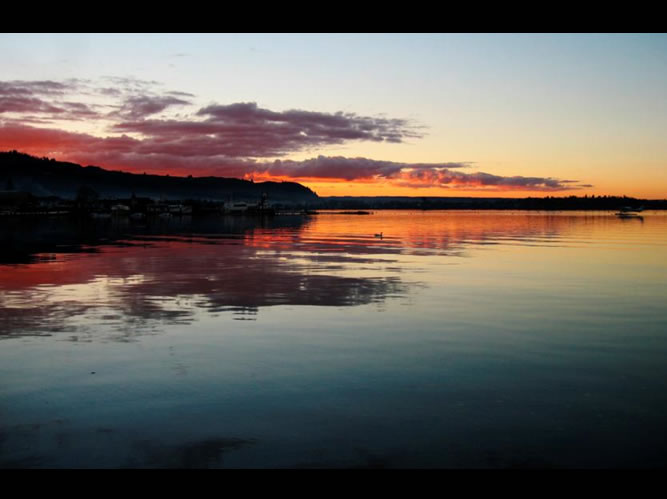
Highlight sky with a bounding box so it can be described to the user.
[1,33,666,198]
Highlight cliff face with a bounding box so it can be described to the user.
[0,151,318,202]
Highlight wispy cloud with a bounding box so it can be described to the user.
[0,80,74,97]
[112,102,424,159]
[394,169,583,191]
[256,156,472,181]
[197,102,422,143]
[255,156,587,190]
[0,77,591,191]
[0,80,99,119]
[114,95,192,120]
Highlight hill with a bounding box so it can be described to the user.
[0,151,318,203]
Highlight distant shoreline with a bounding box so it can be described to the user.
[2,151,665,211]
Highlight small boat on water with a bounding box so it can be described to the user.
[615,206,644,218]
[111,204,130,215]
[224,200,275,215]
[227,201,249,214]
[616,212,643,220]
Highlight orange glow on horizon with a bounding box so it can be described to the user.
[3,147,663,199]
[248,173,596,198]
[289,180,591,198]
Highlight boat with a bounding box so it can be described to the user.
[111,204,130,216]
[615,212,643,219]
[226,201,250,214]
[615,206,644,218]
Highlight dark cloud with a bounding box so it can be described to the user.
[197,101,421,143]
[394,169,588,191]
[0,122,587,190]
[99,87,123,96]
[116,95,191,120]
[0,80,74,97]
[167,90,196,98]
[1,77,194,123]
[0,122,255,177]
[0,79,101,120]
[259,156,588,190]
[0,95,66,114]
[112,102,423,159]
[258,156,471,181]
[0,78,590,191]
[61,101,99,118]
[3,116,55,125]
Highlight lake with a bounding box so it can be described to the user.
[1,210,666,468]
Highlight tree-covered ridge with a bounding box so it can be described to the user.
[0,150,318,202]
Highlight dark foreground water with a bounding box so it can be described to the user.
[1,210,666,468]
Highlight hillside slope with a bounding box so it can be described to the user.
[0,151,318,202]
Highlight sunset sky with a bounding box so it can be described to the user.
[1,33,666,198]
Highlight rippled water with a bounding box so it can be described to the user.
[1,210,666,468]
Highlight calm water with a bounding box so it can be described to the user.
[1,210,666,468]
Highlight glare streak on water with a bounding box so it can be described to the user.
[1,210,667,468]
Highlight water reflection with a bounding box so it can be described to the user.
[0,213,310,265]
[1,211,663,340]
[1,214,408,338]
[2,210,667,468]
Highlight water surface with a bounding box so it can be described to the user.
[1,210,666,468]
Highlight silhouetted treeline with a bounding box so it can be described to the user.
[2,151,665,211]
[0,151,317,203]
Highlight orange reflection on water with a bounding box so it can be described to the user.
[243,210,576,256]
[1,211,656,293]
[1,210,664,339]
